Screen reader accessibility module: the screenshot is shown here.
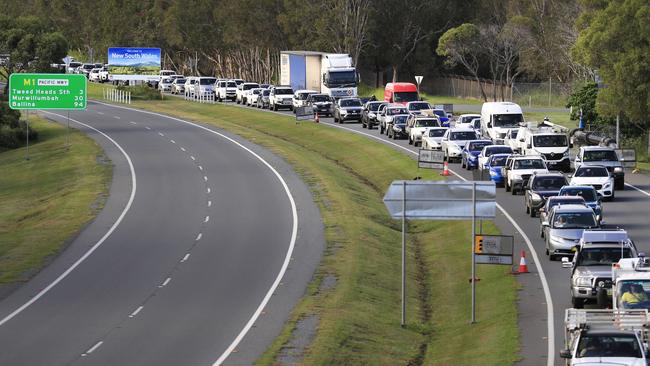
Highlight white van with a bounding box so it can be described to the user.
[480,102,524,144]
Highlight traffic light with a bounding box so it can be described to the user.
[474,235,483,253]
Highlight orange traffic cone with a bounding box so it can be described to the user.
[314,113,320,123]
[516,250,529,274]
[441,161,450,176]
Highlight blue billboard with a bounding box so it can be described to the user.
[108,47,161,80]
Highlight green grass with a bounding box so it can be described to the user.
[0,116,111,283]
[89,83,519,365]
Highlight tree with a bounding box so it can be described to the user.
[437,23,488,101]
[572,0,650,130]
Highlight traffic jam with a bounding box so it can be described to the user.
[88,49,650,365]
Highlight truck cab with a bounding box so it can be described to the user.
[519,125,571,172]
[321,54,358,98]
[384,83,418,106]
[480,102,524,144]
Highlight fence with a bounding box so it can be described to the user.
[183,91,216,104]
[103,88,131,104]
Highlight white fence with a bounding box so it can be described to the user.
[183,91,216,104]
[103,88,131,104]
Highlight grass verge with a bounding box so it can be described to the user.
[0,115,111,284]
[88,81,519,365]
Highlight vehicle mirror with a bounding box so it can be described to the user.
[559,349,572,359]
[575,156,581,162]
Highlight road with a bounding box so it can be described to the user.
[0,101,325,365]
[202,97,650,366]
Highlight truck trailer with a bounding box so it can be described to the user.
[280,51,358,99]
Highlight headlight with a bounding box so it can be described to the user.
[614,167,623,173]
[603,181,611,188]
[394,126,402,131]
[489,170,498,176]
[341,110,348,115]
[575,277,592,287]
[563,150,570,157]
[369,113,376,118]
[531,193,542,202]
[468,155,477,161]
[449,145,461,152]
[512,174,522,180]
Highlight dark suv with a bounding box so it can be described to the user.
[362,101,387,129]
[524,172,568,217]
[306,93,332,116]
[333,98,363,123]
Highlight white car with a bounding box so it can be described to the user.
[570,165,615,201]
[269,86,294,111]
[184,77,199,97]
[247,88,263,106]
[477,145,514,170]
[171,77,186,94]
[405,101,433,115]
[236,82,259,104]
[421,127,449,150]
[441,128,480,162]
[292,89,318,111]
[504,128,520,153]
[503,156,548,194]
[158,77,173,92]
[455,113,481,127]
[217,80,237,101]
[406,115,440,146]
[195,77,217,97]
[456,117,481,134]
[88,68,102,82]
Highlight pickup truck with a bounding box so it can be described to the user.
[503,155,548,194]
[269,86,294,111]
[236,82,259,104]
[333,98,363,123]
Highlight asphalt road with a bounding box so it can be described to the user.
[0,101,325,365]
[204,97,650,366]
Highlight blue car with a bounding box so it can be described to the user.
[461,140,492,170]
[485,153,511,186]
[432,109,450,127]
[558,185,603,223]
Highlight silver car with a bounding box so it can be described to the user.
[542,204,598,260]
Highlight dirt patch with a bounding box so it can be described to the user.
[276,314,319,365]
[318,274,337,292]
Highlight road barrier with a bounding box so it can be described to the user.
[184,91,216,104]
[103,88,131,105]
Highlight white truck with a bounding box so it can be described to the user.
[480,102,525,144]
[560,308,650,365]
[280,51,358,99]
[613,257,650,311]
[518,124,571,172]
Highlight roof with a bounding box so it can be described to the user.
[582,230,629,243]
[386,82,417,91]
[547,196,585,203]
[582,146,616,151]
[554,204,594,212]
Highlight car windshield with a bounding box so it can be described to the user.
[533,135,568,147]
[275,88,293,95]
[162,78,172,83]
[252,89,261,94]
[368,102,384,111]
[584,150,619,162]
[433,110,446,119]
[460,115,479,124]
[262,90,270,96]
[472,120,481,129]
[393,115,408,124]
[200,78,216,85]
[547,198,585,210]
[341,99,362,107]
[532,176,567,190]
[617,280,650,310]
[414,119,439,128]
[560,188,597,202]
[393,92,419,103]
[575,167,609,177]
[244,84,259,90]
[450,131,478,140]
[428,129,446,137]
[576,333,642,358]
[514,159,546,169]
[486,146,513,156]
[489,155,508,166]
[577,248,633,267]
[311,95,329,102]
[508,130,518,138]
[408,102,431,111]
[387,108,408,115]
[226,82,236,87]
[175,78,185,84]
[552,212,596,229]
[468,141,491,151]
[327,70,356,85]
[493,113,523,127]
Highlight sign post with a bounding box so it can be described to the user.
[9,73,87,157]
[415,75,423,96]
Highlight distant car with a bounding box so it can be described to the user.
[431,108,450,127]
[171,77,186,94]
[503,155,549,194]
[575,146,625,190]
[455,113,481,126]
[98,66,110,82]
[257,89,271,108]
[406,115,440,146]
[477,145,514,170]
[88,68,102,82]
[405,101,432,115]
[570,165,615,201]
[362,101,387,129]
[379,105,408,134]
[460,140,492,170]
[504,128,520,153]
[421,127,449,151]
[524,171,568,217]
[236,82,259,105]
[217,80,237,102]
[333,98,363,123]
[485,153,511,186]
[158,77,173,92]
[184,77,199,97]
[292,89,318,112]
[66,61,82,74]
[79,63,95,78]
[538,196,587,238]
[441,128,480,163]
[269,86,294,111]
[387,114,410,140]
[558,185,602,223]
[542,204,599,261]
[247,88,263,106]
[306,93,333,116]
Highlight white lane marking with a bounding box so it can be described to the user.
[91,101,299,366]
[158,132,164,137]
[170,140,176,144]
[207,188,211,194]
[129,121,137,125]
[0,111,137,328]
[181,253,190,262]
[159,277,171,288]
[181,147,186,152]
[129,306,144,318]
[204,216,210,223]
[198,165,203,171]
[82,341,103,356]
[97,111,105,115]
[625,182,650,197]
[208,200,212,207]
[145,126,151,130]
[321,120,555,366]
[113,116,120,120]
[204,176,208,182]
[196,233,202,241]
[191,155,196,161]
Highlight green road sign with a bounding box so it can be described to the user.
[8,73,87,110]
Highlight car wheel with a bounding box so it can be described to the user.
[572,296,584,309]
[530,207,536,218]
[461,158,465,169]
[380,125,384,134]
[525,204,530,214]
[511,184,517,195]
[408,136,413,145]
[541,228,545,239]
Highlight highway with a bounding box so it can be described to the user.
[209,98,650,366]
[0,101,325,365]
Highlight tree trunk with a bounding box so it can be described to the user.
[392,65,398,83]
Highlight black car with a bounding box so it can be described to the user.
[525,172,568,217]
[387,114,409,139]
[333,98,363,123]
[306,93,333,116]
[361,101,387,129]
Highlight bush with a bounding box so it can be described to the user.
[0,102,38,149]
[116,84,163,100]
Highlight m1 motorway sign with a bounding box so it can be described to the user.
[9,73,87,110]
